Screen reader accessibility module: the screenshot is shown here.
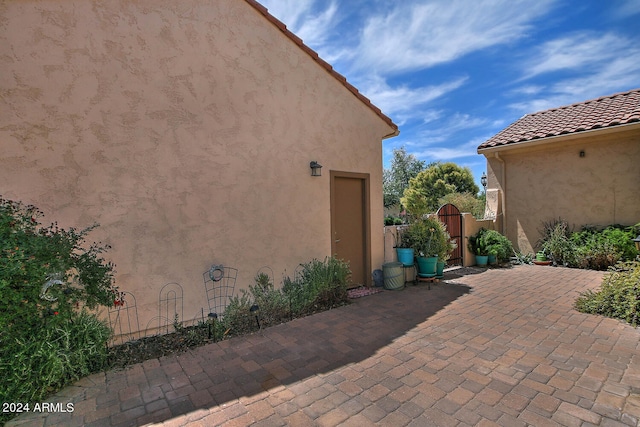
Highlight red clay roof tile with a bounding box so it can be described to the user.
[244,0,398,135]
[478,88,640,150]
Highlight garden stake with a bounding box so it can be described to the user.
[250,304,260,329]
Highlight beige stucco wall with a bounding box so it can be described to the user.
[0,0,395,334]
[483,126,640,253]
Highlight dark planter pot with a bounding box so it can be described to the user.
[436,260,445,278]
[476,255,489,267]
[416,256,438,277]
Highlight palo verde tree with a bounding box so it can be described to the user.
[383,147,427,208]
[401,162,479,217]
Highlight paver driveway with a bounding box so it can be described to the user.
[7,265,640,426]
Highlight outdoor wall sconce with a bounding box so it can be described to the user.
[580,150,585,157]
[310,161,323,177]
[250,304,261,329]
[480,172,487,193]
[207,312,218,341]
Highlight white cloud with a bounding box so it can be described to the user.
[612,0,640,18]
[521,32,630,79]
[357,75,468,124]
[259,0,340,51]
[354,0,557,74]
[511,32,640,113]
[413,138,482,161]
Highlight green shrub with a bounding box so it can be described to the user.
[575,261,640,326]
[284,257,351,314]
[403,217,449,258]
[1,311,111,405]
[571,225,638,270]
[0,196,117,422]
[538,219,576,266]
[221,258,351,338]
[384,216,404,226]
[480,229,513,262]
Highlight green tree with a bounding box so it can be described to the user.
[401,162,479,217]
[383,147,427,208]
[438,192,485,219]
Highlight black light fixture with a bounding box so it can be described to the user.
[207,312,218,341]
[250,304,261,329]
[310,161,322,177]
[480,172,487,193]
[633,235,640,253]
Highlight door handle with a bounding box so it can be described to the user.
[335,239,341,243]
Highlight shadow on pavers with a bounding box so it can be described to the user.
[8,281,472,426]
[139,281,472,424]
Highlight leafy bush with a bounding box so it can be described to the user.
[221,257,351,338]
[384,216,404,226]
[481,229,513,262]
[575,261,640,326]
[538,220,639,270]
[0,196,117,423]
[537,219,576,266]
[1,311,111,406]
[285,257,351,314]
[571,225,638,270]
[403,217,450,258]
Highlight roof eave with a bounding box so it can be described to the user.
[477,121,640,155]
[245,0,398,136]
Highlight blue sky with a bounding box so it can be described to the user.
[259,0,640,187]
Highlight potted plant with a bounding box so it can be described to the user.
[393,226,415,266]
[434,222,457,278]
[481,229,514,264]
[405,217,447,277]
[467,228,490,267]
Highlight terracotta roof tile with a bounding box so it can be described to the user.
[478,88,640,150]
[244,0,398,135]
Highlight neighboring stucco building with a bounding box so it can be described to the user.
[478,89,640,254]
[0,0,398,334]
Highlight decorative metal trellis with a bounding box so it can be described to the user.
[203,264,237,318]
[108,291,140,345]
[144,282,184,335]
[160,282,183,327]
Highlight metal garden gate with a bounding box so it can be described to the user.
[437,203,463,266]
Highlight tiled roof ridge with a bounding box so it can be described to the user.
[525,88,640,118]
[478,88,640,150]
[245,0,398,134]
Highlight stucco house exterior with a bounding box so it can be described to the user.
[0,0,398,334]
[478,89,640,254]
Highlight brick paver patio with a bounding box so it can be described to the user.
[6,265,640,426]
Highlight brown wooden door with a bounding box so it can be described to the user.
[331,172,371,286]
[436,203,463,266]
